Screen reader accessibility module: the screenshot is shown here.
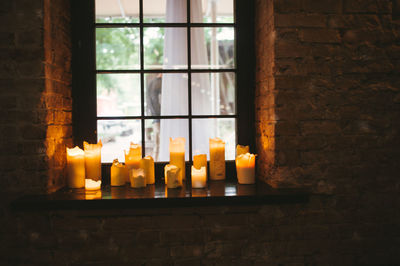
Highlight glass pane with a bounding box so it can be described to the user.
[144,27,187,69]
[145,73,188,116]
[147,119,189,162]
[95,0,139,23]
[97,74,140,117]
[191,27,234,69]
[191,72,235,115]
[192,118,235,160]
[96,28,140,70]
[191,0,234,23]
[98,120,141,163]
[143,0,187,23]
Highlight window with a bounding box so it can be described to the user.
[72,0,254,176]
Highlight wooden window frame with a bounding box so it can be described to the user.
[71,0,254,183]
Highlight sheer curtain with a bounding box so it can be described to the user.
[159,0,212,161]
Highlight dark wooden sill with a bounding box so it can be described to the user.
[11,179,310,211]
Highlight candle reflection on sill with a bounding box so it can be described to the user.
[237,184,256,196]
[208,181,226,196]
[165,186,186,198]
[191,188,208,197]
[85,190,102,200]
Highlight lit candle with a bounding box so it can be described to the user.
[111,159,127,186]
[84,140,102,181]
[169,137,185,181]
[191,166,207,188]
[165,164,181,188]
[125,142,142,182]
[129,168,146,188]
[209,138,225,180]
[236,144,249,156]
[140,156,155,185]
[235,153,256,184]
[193,154,207,174]
[85,178,101,190]
[66,146,85,188]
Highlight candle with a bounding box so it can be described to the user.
[85,179,101,190]
[236,144,249,156]
[191,166,207,188]
[169,137,185,181]
[66,146,85,188]
[125,142,142,182]
[84,140,102,181]
[193,154,207,173]
[111,159,127,186]
[165,164,181,188]
[235,153,256,184]
[129,168,146,188]
[140,156,155,185]
[209,138,225,180]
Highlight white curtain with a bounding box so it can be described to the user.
[159,0,212,161]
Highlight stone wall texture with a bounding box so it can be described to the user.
[0,0,399,265]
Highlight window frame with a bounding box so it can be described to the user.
[71,0,254,182]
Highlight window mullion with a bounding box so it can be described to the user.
[187,0,192,163]
[139,0,145,156]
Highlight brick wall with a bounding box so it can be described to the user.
[256,0,400,194]
[0,0,399,265]
[0,0,72,194]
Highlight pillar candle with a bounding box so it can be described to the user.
[66,146,85,188]
[169,137,185,181]
[236,144,249,156]
[193,154,207,174]
[140,156,155,185]
[111,159,127,186]
[191,166,207,188]
[209,138,225,180]
[165,164,181,188]
[235,153,256,184]
[84,140,102,181]
[125,142,142,182]
[85,179,101,190]
[129,168,146,188]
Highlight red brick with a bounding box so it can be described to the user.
[300,29,341,43]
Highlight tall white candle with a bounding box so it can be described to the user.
[84,140,102,181]
[191,166,207,188]
[140,156,155,185]
[125,142,142,182]
[66,146,85,188]
[235,153,256,184]
[111,159,127,186]
[170,137,185,181]
[209,138,225,180]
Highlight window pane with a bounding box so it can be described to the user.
[95,0,139,23]
[191,0,234,23]
[143,0,187,23]
[97,74,140,117]
[192,118,235,160]
[145,73,188,116]
[98,120,141,163]
[144,27,187,69]
[191,72,235,115]
[96,28,140,70]
[149,119,189,162]
[191,27,235,69]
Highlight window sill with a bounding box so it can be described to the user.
[11,179,310,211]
